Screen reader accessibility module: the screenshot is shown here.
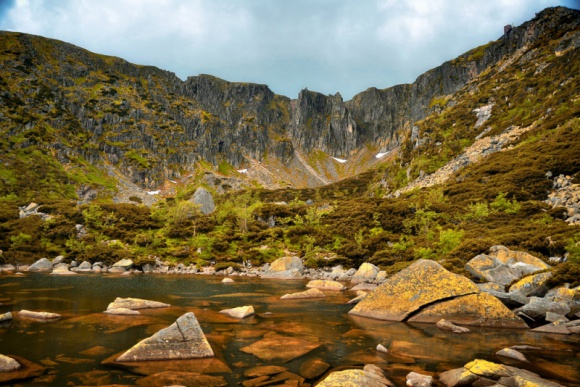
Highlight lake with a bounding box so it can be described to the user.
[1,273,579,386]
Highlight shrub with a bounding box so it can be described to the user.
[490,192,521,214]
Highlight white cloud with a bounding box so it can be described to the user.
[0,0,567,99]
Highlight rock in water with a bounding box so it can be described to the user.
[435,319,470,333]
[262,256,304,279]
[191,187,215,215]
[0,312,12,322]
[317,364,394,387]
[406,371,433,387]
[281,288,326,299]
[349,259,479,321]
[28,258,53,273]
[351,262,380,283]
[106,297,170,310]
[0,355,20,372]
[116,312,214,362]
[219,305,254,319]
[18,310,61,320]
[306,279,346,291]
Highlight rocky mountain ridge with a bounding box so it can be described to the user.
[0,6,578,202]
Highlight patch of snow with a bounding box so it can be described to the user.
[332,157,347,164]
[375,152,390,159]
[237,169,248,174]
[146,190,160,195]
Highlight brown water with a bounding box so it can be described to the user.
[0,273,579,386]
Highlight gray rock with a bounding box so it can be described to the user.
[112,259,133,269]
[508,272,552,298]
[0,312,12,322]
[351,262,380,283]
[106,297,170,310]
[18,310,61,320]
[219,305,254,318]
[191,187,215,215]
[28,258,53,273]
[262,256,304,279]
[545,312,569,323]
[496,348,528,362]
[406,371,433,387]
[52,255,65,265]
[115,312,214,361]
[0,354,21,372]
[77,261,92,271]
[515,296,571,320]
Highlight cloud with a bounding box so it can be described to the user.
[0,0,566,99]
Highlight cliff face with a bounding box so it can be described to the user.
[0,6,578,199]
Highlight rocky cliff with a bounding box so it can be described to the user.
[0,6,578,201]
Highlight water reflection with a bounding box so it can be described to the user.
[0,273,578,386]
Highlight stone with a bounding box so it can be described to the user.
[116,312,214,361]
[515,296,571,320]
[52,255,64,265]
[112,259,133,269]
[106,297,170,310]
[350,282,377,291]
[135,371,227,387]
[192,187,216,215]
[408,293,527,328]
[438,367,479,387]
[375,270,388,283]
[28,258,53,273]
[545,312,569,323]
[306,279,346,291]
[0,355,45,383]
[18,310,61,320]
[477,282,505,293]
[262,256,304,279]
[509,272,552,297]
[281,288,326,299]
[376,343,388,353]
[496,348,528,363]
[406,371,433,387]
[299,358,330,379]
[77,261,92,271]
[349,259,479,321]
[219,305,254,319]
[351,262,380,283]
[50,265,77,275]
[0,355,20,372]
[435,319,470,333]
[316,364,394,387]
[240,332,320,363]
[221,277,234,283]
[244,365,287,378]
[104,308,141,315]
[0,312,12,322]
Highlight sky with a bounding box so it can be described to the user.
[0,0,578,100]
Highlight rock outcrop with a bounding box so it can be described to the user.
[116,312,214,361]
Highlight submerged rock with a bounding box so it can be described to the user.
[18,310,61,320]
[104,308,141,315]
[299,358,330,379]
[116,312,214,362]
[219,305,254,319]
[106,297,170,310]
[239,332,320,363]
[135,371,227,387]
[281,288,326,299]
[349,259,479,321]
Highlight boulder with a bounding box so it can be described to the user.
[351,262,380,283]
[261,256,304,279]
[496,348,528,363]
[408,293,527,328]
[219,305,254,319]
[18,310,61,320]
[0,312,12,322]
[0,354,20,372]
[465,246,549,286]
[515,296,571,320]
[28,258,53,273]
[77,261,92,271]
[116,312,214,361]
[112,259,133,270]
[435,319,470,333]
[192,187,215,215]
[317,364,394,387]
[306,279,346,291]
[406,371,433,387]
[104,308,141,315]
[281,288,325,300]
[349,260,479,321]
[106,297,170,311]
[509,272,552,298]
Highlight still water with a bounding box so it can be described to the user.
[0,273,579,386]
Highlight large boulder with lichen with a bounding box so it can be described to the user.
[350,259,526,328]
[349,259,480,321]
[116,312,214,362]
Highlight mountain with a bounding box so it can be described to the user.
[1,6,577,204]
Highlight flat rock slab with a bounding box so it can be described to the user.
[104,308,141,315]
[306,280,346,291]
[349,259,479,321]
[407,293,528,328]
[106,297,170,310]
[243,365,287,378]
[103,354,231,376]
[116,312,214,362]
[18,310,61,320]
[0,355,45,384]
[219,305,255,319]
[240,332,320,363]
[281,288,326,300]
[299,358,330,379]
[135,371,227,387]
